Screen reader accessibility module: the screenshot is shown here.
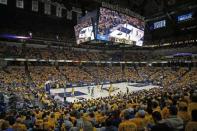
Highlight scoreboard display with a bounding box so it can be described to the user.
[177,12,193,22]
[154,20,166,29]
[97,7,145,46]
[74,18,94,44]
[74,7,145,46]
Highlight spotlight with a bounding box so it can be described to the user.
[56,35,59,41]
[29,32,32,38]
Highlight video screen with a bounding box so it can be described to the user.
[154,20,166,29]
[74,18,94,44]
[97,7,145,46]
[178,13,193,22]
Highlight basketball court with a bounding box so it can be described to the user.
[50,82,161,103]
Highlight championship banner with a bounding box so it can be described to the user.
[0,0,7,5]
[16,0,24,9]
[32,0,38,12]
[56,5,62,17]
[44,3,51,15]
[67,10,72,20]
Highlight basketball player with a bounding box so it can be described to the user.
[126,86,129,94]
[91,87,94,97]
[109,83,113,96]
[100,84,103,92]
[71,87,75,97]
[88,86,91,94]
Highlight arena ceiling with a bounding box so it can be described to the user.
[57,0,196,19]
[58,0,197,43]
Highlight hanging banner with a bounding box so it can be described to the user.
[67,10,72,20]
[0,0,7,5]
[44,3,51,15]
[56,5,62,17]
[32,0,38,12]
[16,0,24,9]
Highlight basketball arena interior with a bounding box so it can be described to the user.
[0,0,197,130]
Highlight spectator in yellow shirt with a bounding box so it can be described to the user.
[130,109,147,130]
[152,101,161,113]
[161,100,171,119]
[188,93,197,118]
[12,118,27,131]
[118,110,137,131]
[177,102,190,125]
[185,110,197,131]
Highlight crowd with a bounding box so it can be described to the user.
[0,67,29,88]
[0,45,111,61]
[0,44,165,62]
[0,47,197,131]
[0,67,197,130]
[60,66,93,83]
[98,8,144,36]
[0,65,196,88]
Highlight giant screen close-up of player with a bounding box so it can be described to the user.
[74,18,94,44]
[97,7,145,46]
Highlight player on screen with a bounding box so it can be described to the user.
[75,18,93,44]
[98,7,145,44]
[71,87,75,97]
